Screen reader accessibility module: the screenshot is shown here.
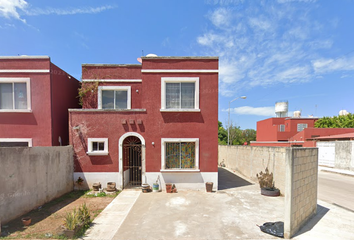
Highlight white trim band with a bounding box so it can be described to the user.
[0,69,50,73]
[142,69,218,73]
[82,79,142,83]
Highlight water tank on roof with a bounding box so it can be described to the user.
[146,53,158,57]
[275,101,288,117]
[339,110,349,116]
[293,111,301,118]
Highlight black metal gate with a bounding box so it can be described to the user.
[123,136,142,188]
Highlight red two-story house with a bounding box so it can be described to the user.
[0,56,80,147]
[69,56,219,191]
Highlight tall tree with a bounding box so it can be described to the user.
[315,113,354,128]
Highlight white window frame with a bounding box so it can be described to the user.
[97,86,131,110]
[279,124,285,132]
[0,78,31,112]
[160,77,200,112]
[87,138,109,156]
[0,138,32,147]
[161,138,199,172]
[297,123,308,132]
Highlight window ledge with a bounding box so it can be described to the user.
[0,109,32,113]
[160,109,201,112]
[160,169,200,173]
[87,151,109,156]
[69,109,146,112]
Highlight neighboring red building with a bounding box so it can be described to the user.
[251,117,318,147]
[0,56,80,147]
[69,56,219,191]
[290,128,354,147]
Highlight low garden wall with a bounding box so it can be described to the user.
[218,145,287,195]
[0,146,74,224]
[284,148,318,238]
[218,145,318,239]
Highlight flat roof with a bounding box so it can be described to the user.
[313,132,354,140]
[82,64,141,67]
[141,56,218,60]
[0,56,50,59]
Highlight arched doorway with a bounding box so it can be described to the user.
[118,132,146,189]
[123,136,142,188]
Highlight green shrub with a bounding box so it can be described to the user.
[64,209,79,230]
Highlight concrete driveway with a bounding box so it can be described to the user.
[84,168,354,240]
[112,168,284,240]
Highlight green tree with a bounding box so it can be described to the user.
[218,121,227,145]
[315,113,354,128]
[218,121,256,145]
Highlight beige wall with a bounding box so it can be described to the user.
[0,146,74,224]
[218,145,287,195]
[284,148,318,238]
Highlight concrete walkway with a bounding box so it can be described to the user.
[82,190,141,240]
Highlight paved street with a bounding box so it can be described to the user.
[318,170,354,212]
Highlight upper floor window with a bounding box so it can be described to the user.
[98,86,131,110]
[279,124,285,132]
[0,78,31,112]
[297,123,308,132]
[161,77,200,112]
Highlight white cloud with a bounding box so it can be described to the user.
[228,106,276,116]
[196,1,342,96]
[24,5,116,16]
[210,8,232,28]
[0,0,115,24]
[0,0,27,23]
[312,56,354,73]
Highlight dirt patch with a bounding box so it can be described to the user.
[1,190,118,239]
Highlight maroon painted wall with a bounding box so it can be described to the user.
[256,117,318,142]
[50,63,81,146]
[0,57,53,146]
[70,57,218,173]
[0,57,80,146]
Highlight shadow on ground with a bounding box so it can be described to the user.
[0,191,86,237]
[292,204,330,238]
[218,167,253,190]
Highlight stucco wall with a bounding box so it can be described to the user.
[218,145,286,195]
[334,141,354,171]
[284,148,318,238]
[317,141,354,171]
[0,146,74,224]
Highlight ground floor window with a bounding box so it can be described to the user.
[0,138,32,147]
[87,138,108,155]
[161,138,199,170]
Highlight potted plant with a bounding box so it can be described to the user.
[256,167,280,196]
[76,177,84,185]
[152,176,160,192]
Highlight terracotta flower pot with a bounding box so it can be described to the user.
[165,183,172,193]
[206,182,213,192]
[21,217,31,226]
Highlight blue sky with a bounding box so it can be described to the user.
[1,0,353,130]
